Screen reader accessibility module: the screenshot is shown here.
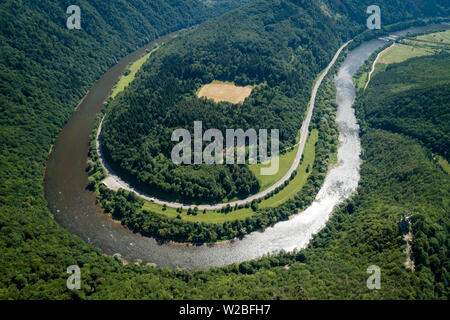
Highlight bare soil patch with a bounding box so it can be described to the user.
[197,81,253,104]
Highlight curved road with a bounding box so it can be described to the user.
[96,40,352,210]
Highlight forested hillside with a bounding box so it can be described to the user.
[357,54,449,159]
[0,0,251,298]
[94,71,340,243]
[353,53,450,298]
[0,0,251,211]
[0,0,449,299]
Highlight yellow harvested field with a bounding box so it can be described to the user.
[197,81,253,104]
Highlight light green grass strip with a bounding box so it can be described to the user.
[259,129,318,208]
[142,200,254,224]
[437,156,450,175]
[379,43,435,65]
[111,48,157,99]
[250,143,299,190]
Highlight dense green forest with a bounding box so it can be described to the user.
[1,0,449,300]
[353,53,450,297]
[357,54,449,159]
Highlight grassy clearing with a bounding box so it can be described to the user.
[259,129,318,208]
[197,80,254,104]
[378,30,450,66]
[142,200,254,224]
[437,156,450,175]
[363,30,450,90]
[378,43,435,65]
[111,48,157,99]
[249,143,299,190]
[416,29,450,43]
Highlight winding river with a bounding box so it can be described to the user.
[44,24,447,269]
